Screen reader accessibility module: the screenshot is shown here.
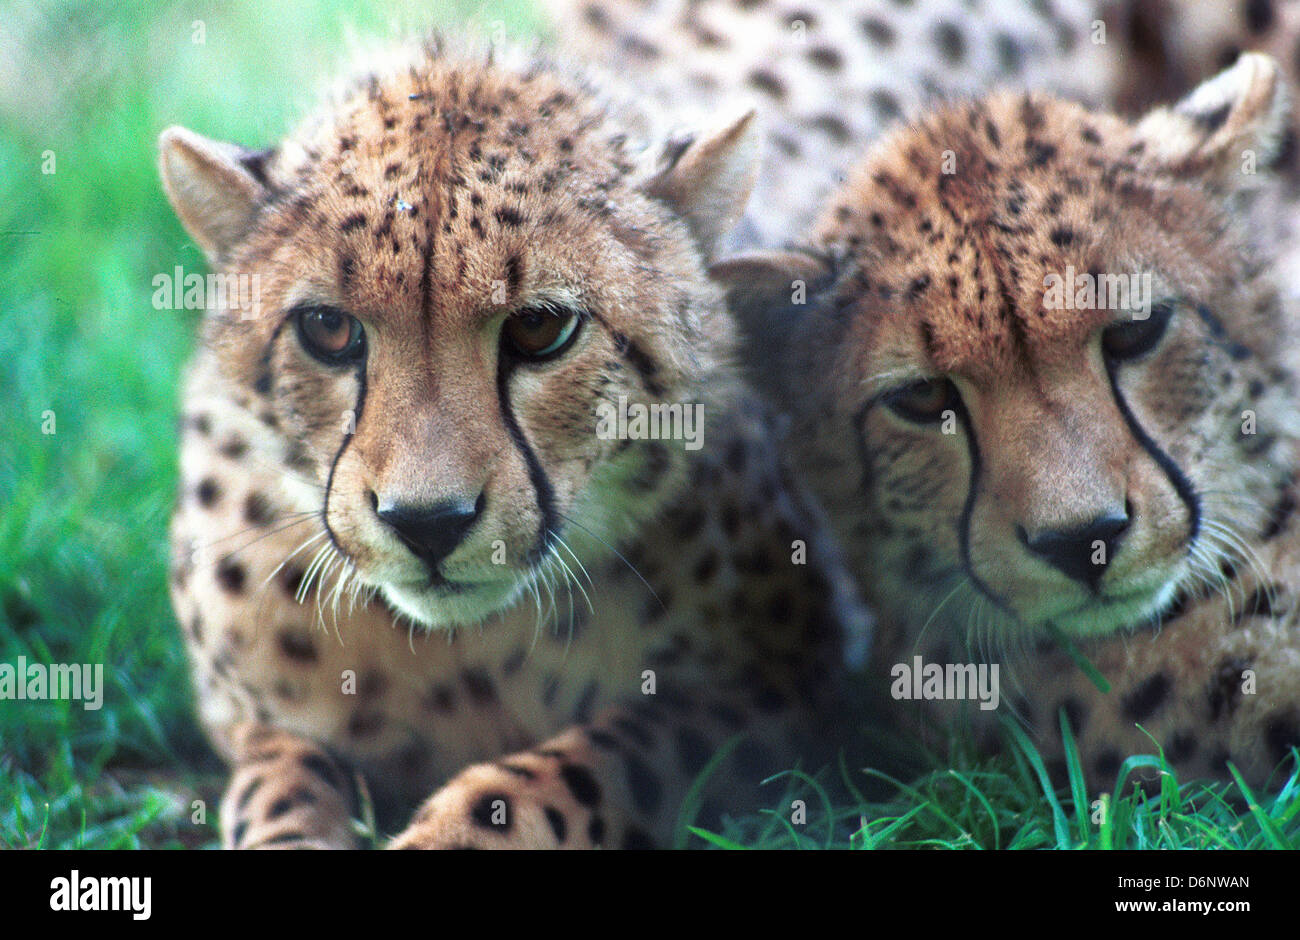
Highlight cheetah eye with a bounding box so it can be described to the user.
[294,305,366,365]
[882,377,959,425]
[501,305,583,361]
[1101,301,1174,363]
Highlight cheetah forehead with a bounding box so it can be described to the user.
[232,40,678,317]
[279,37,650,185]
[817,91,1218,381]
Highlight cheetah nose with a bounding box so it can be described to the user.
[1017,510,1130,592]
[375,494,483,570]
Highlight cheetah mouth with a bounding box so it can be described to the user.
[1042,578,1183,637]
[377,572,525,631]
[389,569,479,597]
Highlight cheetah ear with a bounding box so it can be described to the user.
[1133,52,1289,181]
[641,109,761,259]
[159,126,271,258]
[709,248,837,399]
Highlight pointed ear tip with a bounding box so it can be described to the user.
[1236,51,1279,81]
[1214,51,1282,105]
[158,125,195,155]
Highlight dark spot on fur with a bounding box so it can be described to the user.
[1233,585,1282,623]
[543,806,567,843]
[424,683,456,713]
[216,557,246,594]
[1264,709,1300,765]
[933,21,965,63]
[243,492,274,526]
[1026,140,1057,167]
[471,792,511,831]
[861,17,895,46]
[300,753,343,791]
[1167,730,1197,763]
[747,69,786,100]
[1093,748,1122,780]
[267,787,317,820]
[234,776,264,813]
[276,629,318,664]
[495,206,524,228]
[282,566,305,598]
[559,763,601,808]
[623,752,663,816]
[1050,227,1075,247]
[1208,658,1250,720]
[807,44,843,70]
[462,668,498,706]
[196,478,220,508]
[1122,672,1171,722]
[347,710,384,737]
[675,727,712,776]
[995,33,1023,73]
[1261,489,1295,541]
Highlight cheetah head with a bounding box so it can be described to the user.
[720,54,1300,644]
[159,41,758,629]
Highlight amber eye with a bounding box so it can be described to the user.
[1101,301,1174,363]
[502,305,583,360]
[882,377,959,424]
[295,305,365,365]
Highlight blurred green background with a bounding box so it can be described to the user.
[2,0,1296,850]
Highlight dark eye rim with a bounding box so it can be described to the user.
[293,303,366,366]
[500,303,587,364]
[1101,299,1175,363]
[880,376,960,425]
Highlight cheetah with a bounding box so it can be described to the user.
[159,36,863,849]
[716,52,1300,788]
[542,0,1121,253]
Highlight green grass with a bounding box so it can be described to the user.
[694,716,1300,850]
[2,0,1296,851]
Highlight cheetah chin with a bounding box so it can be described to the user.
[377,574,526,631]
[1039,575,1184,639]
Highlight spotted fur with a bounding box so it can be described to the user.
[542,0,1121,252]
[161,37,862,849]
[720,53,1300,787]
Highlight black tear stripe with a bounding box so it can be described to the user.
[496,362,558,563]
[856,393,1011,613]
[1105,360,1201,544]
[254,317,292,396]
[949,397,1014,614]
[322,360,368,557]
[853,399,879,495]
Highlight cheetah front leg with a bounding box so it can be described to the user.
[219,723,360,849]
[389,697,796,850]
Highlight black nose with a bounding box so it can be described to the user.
[1018,511,1130,591]
[376,495,482,570]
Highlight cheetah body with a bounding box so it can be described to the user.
[162,39,858,849]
